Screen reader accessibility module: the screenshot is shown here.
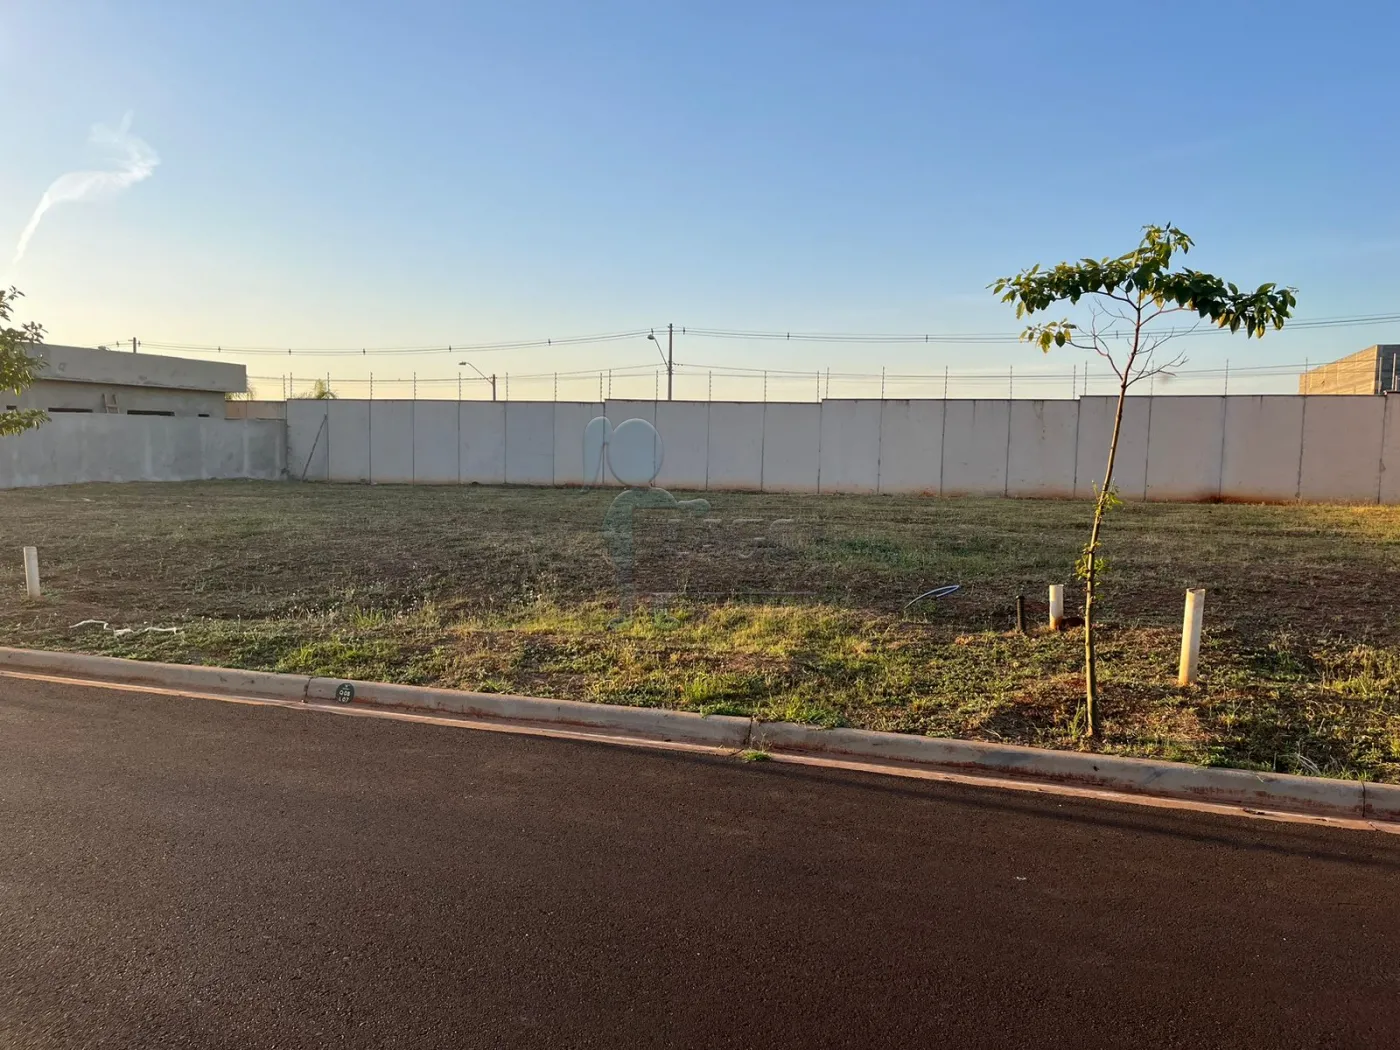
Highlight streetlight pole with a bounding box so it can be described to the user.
[647,324,674,400]
[458,360,497,400]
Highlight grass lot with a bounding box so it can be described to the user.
[1,481,1398,781]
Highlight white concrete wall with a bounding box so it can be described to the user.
[878,400,944,494]
[285,400,329,482]
[1299,396,1385,502]
[761,403,821,492]
[460,402,505,484]
[818,400,883,494]
[0,416,284,488]
[941,400,1010,496]
[275,394,1400,504]
[412,401,459,483]
[653,402,710,490]
[1220,396,1303,501]
[1145,397,1226,501]
[1382,396,1400,504]
[327,400,370,483]
[369,401,415,484]
[1006,400,1078,498]
[1075,396,1151,499]
[706,403,765,490]
[552,402,605,486]
[504,403,555,485]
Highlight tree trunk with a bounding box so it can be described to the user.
[1082,376,1131,738]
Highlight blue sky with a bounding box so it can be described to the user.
[3,1,1398,399]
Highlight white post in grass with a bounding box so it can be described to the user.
[22,546,40,599]
[1048,584,1064,629]
[1178,588,1206,686]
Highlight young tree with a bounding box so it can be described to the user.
[0,287,48,436]
[992,226,1295,738]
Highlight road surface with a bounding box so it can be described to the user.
[1,676,1397,1048]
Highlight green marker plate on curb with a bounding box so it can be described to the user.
[335,682,354,704]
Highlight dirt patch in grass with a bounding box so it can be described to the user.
[1,481,1397,781]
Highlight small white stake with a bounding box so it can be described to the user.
[23,546,41,599]
[1178,588,1205,686]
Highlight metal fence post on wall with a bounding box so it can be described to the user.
[1223,359,1229,396]
[944,366,949,400]
[554,372,558,401]
[708,371,713,400]
[369,373,373,400]
[881,367,886,400]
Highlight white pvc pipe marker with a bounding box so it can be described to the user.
[1048,584,1065,628]
[1178,588,1205,686]
[22,546,40,599]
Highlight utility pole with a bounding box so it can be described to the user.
[647,324,675,400]
[131,337,138,354]
[458,359,497,400]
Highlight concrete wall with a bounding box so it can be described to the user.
[1220,396,1303,501]
[0,416,284,488]
[1382,396,1400,504]
[761,403,821,492]
[29,344,246,394]
[818,400,882,494]
[370,401,415,483]
[877,400,944,494]
[1299,347,1382,395]
[226,400,287,420]
[1006,400,1079,498]
[1299,396,1384,502]
[286,400,329,481]
[283,393,1400,504]
[460,403,506,484]
[1145,397,1226,501]
[12,381,227,418]
[706,403,765,491]
[941,400,1010,496]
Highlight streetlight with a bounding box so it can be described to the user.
[647,324,674,400]
[458,360,497,401]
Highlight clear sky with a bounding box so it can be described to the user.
[3,1,1398,400]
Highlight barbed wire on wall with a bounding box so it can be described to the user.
[251,356,1331,404]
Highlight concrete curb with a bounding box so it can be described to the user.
[749,723,1386,821]
[1,646,1394,825]
[0,648,750,750]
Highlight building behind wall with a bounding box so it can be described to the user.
[1298,345,1399,395]
[8,344,246,417]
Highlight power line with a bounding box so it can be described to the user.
[139,329,656,357]
[132,310,1400,359]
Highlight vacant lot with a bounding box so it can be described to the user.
[1,482,1397,781]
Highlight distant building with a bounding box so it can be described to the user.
[8,344,246,418]
[1298,345,1399,395]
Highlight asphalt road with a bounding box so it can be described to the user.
[1,677,1397,1049]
